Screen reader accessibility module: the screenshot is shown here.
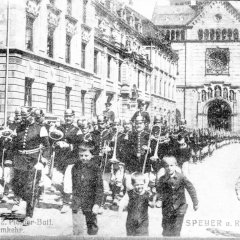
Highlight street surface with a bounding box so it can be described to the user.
[1,143,240,237]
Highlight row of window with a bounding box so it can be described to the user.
[153,76,174,99]
[94,51,122,81]
[25,0,88,64]
[26,16,87,67]
[159,29,186,41]
[24,78,86,115]
[200,86,236,102]
[198,29,239,41]
[94,50,150,89]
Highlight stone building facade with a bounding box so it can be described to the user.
[0,0,177,123]
[152,0,240,131]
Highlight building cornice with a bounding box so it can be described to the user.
[0,48,93,77]
[150,93,176,103]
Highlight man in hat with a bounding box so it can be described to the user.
[33,108,46,126]
[14,107,22,124]
[4,107,50,224]
[103,102,115,123]
[53,109,80,213]
[122,115,154,191]
[131,101,150,126]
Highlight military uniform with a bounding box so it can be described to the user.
[131,111,150,125]
[124,130,151,173]
[54,124,80,171]
[103,109,115,123]
[7,109,49,219]
[103,102,115,123]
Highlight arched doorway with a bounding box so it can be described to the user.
[207,99,231,130]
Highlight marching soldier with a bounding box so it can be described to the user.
[103,102,115,124]
[14,107,22,124]
[131,101,150,127]
[91,115,112,163]
[91,115,113,210]
[53,109,80,213]
[123,115,153,191]
[5,107,50,224]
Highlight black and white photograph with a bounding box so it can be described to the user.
[0,0,240,238]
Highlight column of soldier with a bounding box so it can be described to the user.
[0,101,239,236]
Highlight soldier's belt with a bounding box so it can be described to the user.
[18,147,42,155]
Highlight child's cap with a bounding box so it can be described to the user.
[162,155,178,166]
[131,172,146,184]
[78,141,95,152]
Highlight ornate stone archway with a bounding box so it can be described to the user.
[202,98,232,130]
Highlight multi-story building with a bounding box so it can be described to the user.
[152,0,240,131]
[0,0,178,124]
[0,0,95,122]
[93,0,178,122]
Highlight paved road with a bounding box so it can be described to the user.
[1,143,240,237]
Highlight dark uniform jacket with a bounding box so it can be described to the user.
[7,122,50,171]
[157,171,198,217]
[131,111,150,124]
[54,124,80,171]
[91,129,112,156]
[123,130,152,173]
[71,162,103,212]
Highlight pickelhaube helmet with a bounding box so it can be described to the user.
[180,118,187,126]
[77,118,88,129]
[33,108,45,118]
[91,117,98,125]
[20,107,32,118]
[64,109,75,116]
[138,100,145,108]
[123,119,131,125]
[135,115,144,123]
[15,107,21,115]
[97,115,105,124]
[105,102,112,107]
[7,116,14,124]
[154,115,161,124]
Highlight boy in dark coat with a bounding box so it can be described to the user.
[156,155,199,237]
[119,172,154,236]
[71,141,103,235]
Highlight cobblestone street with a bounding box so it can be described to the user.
[1,144,240,237]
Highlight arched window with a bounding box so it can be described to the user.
[234,29,239,41]
[216,29,221,41]
[210,29,215,40]
[222,29,227,40]
[223,88,228,99]
[176,30,180,41]
[180,30,185,40]
[230,90,235,101]
[168,83,171,98]
[215,85,222,98]
[204,29,209,40]
[208,87,213,99]
[202,90,206,102]
[228,29,232,40]
[165,30,170,41]
[171,30,175,41]
[198,29,203,40]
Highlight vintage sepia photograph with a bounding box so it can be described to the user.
[0,0,240,238]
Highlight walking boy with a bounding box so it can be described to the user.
[119,172,154,236]
[156,155,198,237]
[71,141,103,235]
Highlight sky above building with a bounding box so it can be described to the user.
[121,0,169,19]
[128,0,240,20]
